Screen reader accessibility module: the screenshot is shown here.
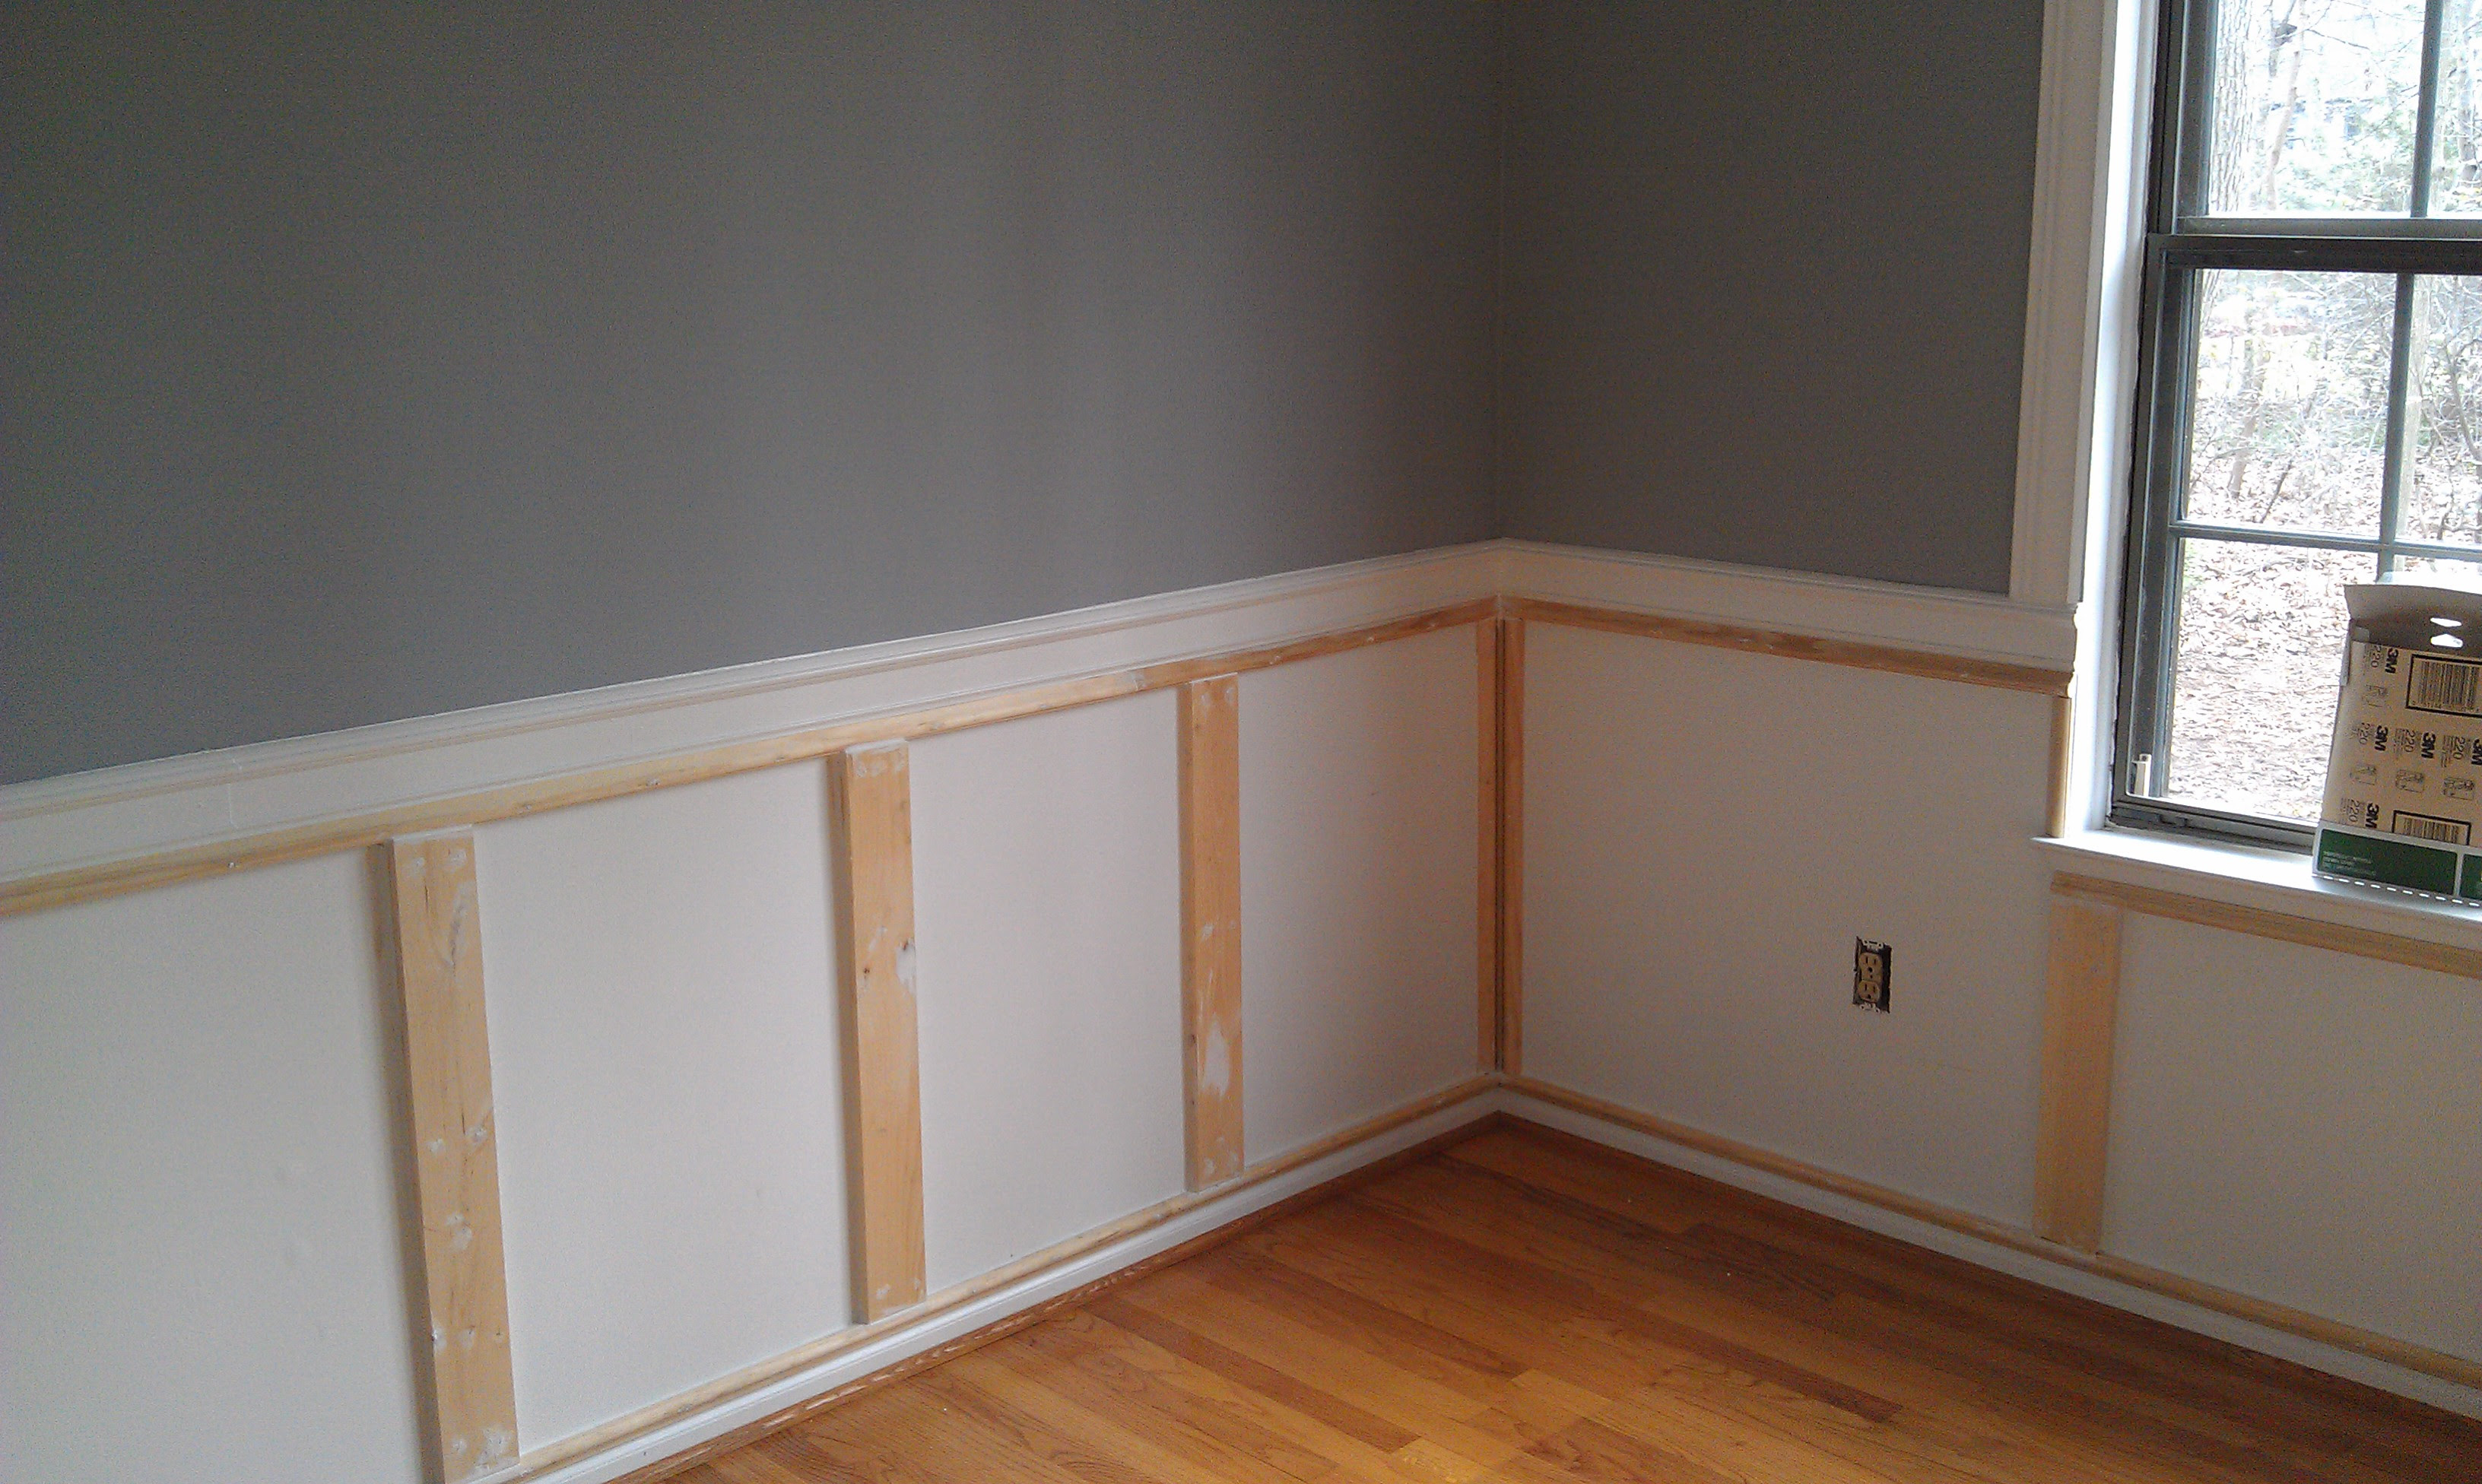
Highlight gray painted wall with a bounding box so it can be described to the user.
[5,2,2052,785]
[1496,1,2043,593]
[3,2,1497,782]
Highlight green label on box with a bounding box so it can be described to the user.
[2314,827,2460,896]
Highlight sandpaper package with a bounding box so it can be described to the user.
[2314,580,2482,899]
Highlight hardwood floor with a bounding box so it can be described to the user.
[666,1120,2482,1483]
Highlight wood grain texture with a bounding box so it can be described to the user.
[385,832,520,1482]
[1476,618,1503,1071]
[2033,896,2123,1251]
[662,1119,2481,1484]
[830,743,926,1321]
[500,1076,1496,1483]
[1500,615,1527,1075]
[1179,675,1245,1189]
[1506,1074,2482,1390]
[2045,691,2076,837]
[2053,870,2482,979]
[1509,595,2077,696]
[1,601,1496,918]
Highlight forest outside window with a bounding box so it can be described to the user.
[2119,0,2482,846]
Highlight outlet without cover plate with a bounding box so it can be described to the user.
[1854,939,1891,1012]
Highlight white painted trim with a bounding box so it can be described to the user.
[5,539,2093,882]
[1503,1089,2482,1421]
[484,1093,1504,1484]
[1501,540,2077,670]
[2036,828,2482,952]
[2011,0,2157,614]
[0,544,1500,879]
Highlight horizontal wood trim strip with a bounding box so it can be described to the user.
[1503,1076,2482,1392]
[0,600,1495,918]
[497,1074,1503,1483]
[1509,596,2075,696]
[2051,870,2482,980]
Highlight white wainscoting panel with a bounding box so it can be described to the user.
[0,855,428,1483]
[1239,626,1481,1162]
[1520,622,2058,1225]
[474,765,851,1448]
[908,693,1187,1292]
[2104,913,2482,1364]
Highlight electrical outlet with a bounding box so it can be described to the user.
[1853,939,1891,1012]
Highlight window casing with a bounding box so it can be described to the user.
[2118,0,2482,848]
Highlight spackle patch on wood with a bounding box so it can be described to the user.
[1198,1020,1233,1096]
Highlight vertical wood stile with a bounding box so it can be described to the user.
[830,742,928,1320]
[1179,675,1246,1188]
[1498,616,1527,1075]
[2033,888,2125,1251]
[384,831,520,1482]
[1476,620,1504,1071]
[2045,691,2075,838]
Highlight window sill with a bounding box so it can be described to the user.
[2033,827,2482,957]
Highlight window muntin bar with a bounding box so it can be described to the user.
[2115,0,2482,844]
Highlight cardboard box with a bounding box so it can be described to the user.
[2313,581,2482,899]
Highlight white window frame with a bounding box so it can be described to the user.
[2014,0,2171,837]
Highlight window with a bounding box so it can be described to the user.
[2118,0,2482,847]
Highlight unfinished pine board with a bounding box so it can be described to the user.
[1179,677,1245,1188]
[2054,870,2482,980]
[1498,616,1525,1076]
[1509,595,2074,696]
[386,832,521,1481]
[1474,619,1503,1072]
[2044,692,2075,837]
[830,744,927,1321]
[2033,892,2122,1252]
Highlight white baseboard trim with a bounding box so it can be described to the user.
[494,1091,1503,1484]
[1499,1089,2482,1422]
[1501,540,2078,671]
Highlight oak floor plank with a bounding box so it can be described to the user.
[1460,1123,2478,1478]
[1290,1189,2234,1484]
[662,1122,2482,1484]
[1422,1141,2462,1484]
[997,1309,1389,1484]
[1458,1127,2455,1460]
[1232,1207,2126,1484]
[944,1348,1344,1484]
[1116,1266,1593,1479]
[1346,1167,2369,1484]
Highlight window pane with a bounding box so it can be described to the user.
[2182,269,2394,535]
[2433,0,2482,212]
[2392,553,2482,582]
[2401,275,2482,541]
[2207,0,2424,217]
[2160,539,2370,823]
